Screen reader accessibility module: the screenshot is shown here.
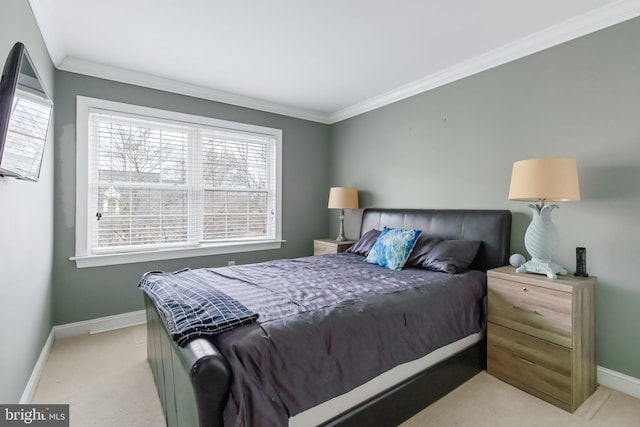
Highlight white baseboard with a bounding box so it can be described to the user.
[22,310,147,403]
[53,310,146,339]
[19,329,55,404]
[598,366,640,399]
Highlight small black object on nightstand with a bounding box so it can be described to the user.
[575,247,589,277]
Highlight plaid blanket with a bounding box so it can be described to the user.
[139,269,259,346]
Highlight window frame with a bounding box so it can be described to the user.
[72,96,283,268]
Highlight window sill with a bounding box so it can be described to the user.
[71,240,285,268]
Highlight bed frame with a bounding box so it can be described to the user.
[145,208,512,427]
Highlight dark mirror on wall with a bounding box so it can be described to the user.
[0,42,53,181]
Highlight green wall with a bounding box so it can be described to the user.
[330,18,640,379]
[0,1,54,403]
[52,71,331,325]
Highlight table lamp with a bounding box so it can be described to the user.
[508,158,580,279]
[328,187,359,241]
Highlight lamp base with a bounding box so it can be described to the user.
[336,209,346,241]
[516,258,567,280]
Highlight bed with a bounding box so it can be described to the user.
[142,208,511,427]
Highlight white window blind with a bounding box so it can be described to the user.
[75,97,281,265]
[201,128,276,242]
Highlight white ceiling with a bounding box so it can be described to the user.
[29,0,640,123]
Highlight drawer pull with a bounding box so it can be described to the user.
[512,305,543,316]
[522,287,528,292]
[516,356,536,366]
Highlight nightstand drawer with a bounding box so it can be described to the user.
[313,239,355,255]
[488,276,573,348]
[488,323,572,406]
[314,242,337,255]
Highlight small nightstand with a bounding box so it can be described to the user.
[486,266,596,412]
[313,239,356,255]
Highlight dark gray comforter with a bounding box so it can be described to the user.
[179,253,488,427]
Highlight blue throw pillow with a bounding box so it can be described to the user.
[365,226,422,270]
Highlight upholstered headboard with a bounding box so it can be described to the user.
[360,209,512,272]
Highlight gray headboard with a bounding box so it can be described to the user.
[360,209,512,272]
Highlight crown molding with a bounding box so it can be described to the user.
[328,0,640,123]
[58,57,331,124]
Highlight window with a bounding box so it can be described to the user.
[73,97,282,268]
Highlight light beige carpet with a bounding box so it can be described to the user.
[31,325,165,427]
[32,325,640,426]
[401,371,640,427]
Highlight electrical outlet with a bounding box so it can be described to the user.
[228,260,235,266]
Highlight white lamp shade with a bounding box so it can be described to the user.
[328,187,359,209]
[508,158,580,202]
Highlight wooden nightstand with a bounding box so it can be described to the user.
[313,239,356,255]
[486,266,596,412]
